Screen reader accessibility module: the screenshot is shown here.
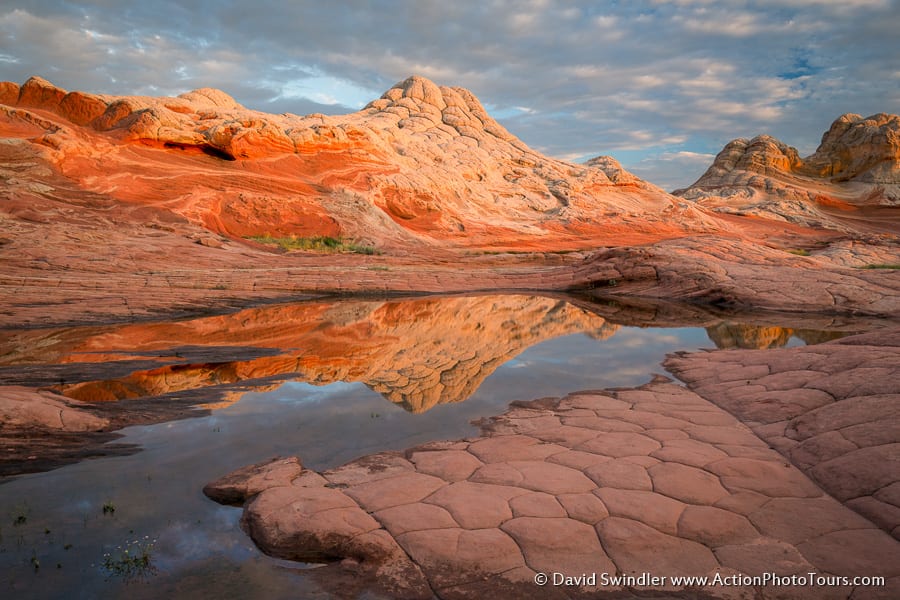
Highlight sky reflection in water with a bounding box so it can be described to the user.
[0,295,863,599]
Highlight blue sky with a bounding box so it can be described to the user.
[1,1,897,189]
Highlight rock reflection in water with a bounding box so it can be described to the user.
[3,294,874,425]
[49,295,618,412]
[705,322,848,350]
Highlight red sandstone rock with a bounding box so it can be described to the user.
[17,76,66,111]
[667,328,900,540]
[206,374,900,598]
[57,91,109,126]
[202,456,305,505]
[0,385,108,431]
[0,81,19,105]
[1,74,719,249]
[0,78,897,330]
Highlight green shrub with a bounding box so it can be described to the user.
[246,235,377,254]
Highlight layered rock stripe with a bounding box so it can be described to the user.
[206,328,900,600]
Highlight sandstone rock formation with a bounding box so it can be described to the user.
[0,382,202,478]
[581,236,900,317]
[206,370,900,599]
[0,385,108,432]
[0,75,715,249]
[675,113,900,233]
[2,73,898,596]
[807,114,900,185]
[2,75,897,330]
[667,327,900,541]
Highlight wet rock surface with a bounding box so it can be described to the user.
[207,329,900,598]
[0,382,216,478]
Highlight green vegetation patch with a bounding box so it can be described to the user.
[786,248,811,256]
[246,234,376,255]
[858,263,900,270]
[102,536,157,581]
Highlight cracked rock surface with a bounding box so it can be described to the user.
[667,327,900,543]
[206,330,900,599]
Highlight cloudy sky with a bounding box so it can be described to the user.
[1,1,898,189]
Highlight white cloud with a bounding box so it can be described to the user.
[628,151,719,192]
[278,74,380,109]
[659,151,717,162]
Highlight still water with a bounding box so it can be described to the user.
[0,293,872,599]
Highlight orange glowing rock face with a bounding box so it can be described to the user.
[1,75,896,333]
[0,74,723,250]
[6,295,616,413]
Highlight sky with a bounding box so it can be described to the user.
[1,1,898,190]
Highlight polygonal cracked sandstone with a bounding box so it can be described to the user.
[796,529,900,578]
[409,449,483,482]
[423,481,519,529]
[467,434,565,463]
[593,488,686,536]
[557,492,610,525]
[708,457,824,498]
[373,502,459,535]
[508,492,567,518]
[748,496,879,545]
[242,485,381,562]
[596,516,719,576]
[808,444,900,501]
[584,458,652,491]
[576,431,662,458]
[498,460,597,495]
[648,462,730,505]
[203,456,304,505]
[677,505,760,547]
[395,527,525,590]
[502,516,615,582]
[651,437,729,467]
[207,375,900,598]
[344,472,447,512]
[714,539,814,576]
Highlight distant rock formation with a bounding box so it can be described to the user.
[675,113,899,232]
[805,113,900,184]
[0,75,716,249]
